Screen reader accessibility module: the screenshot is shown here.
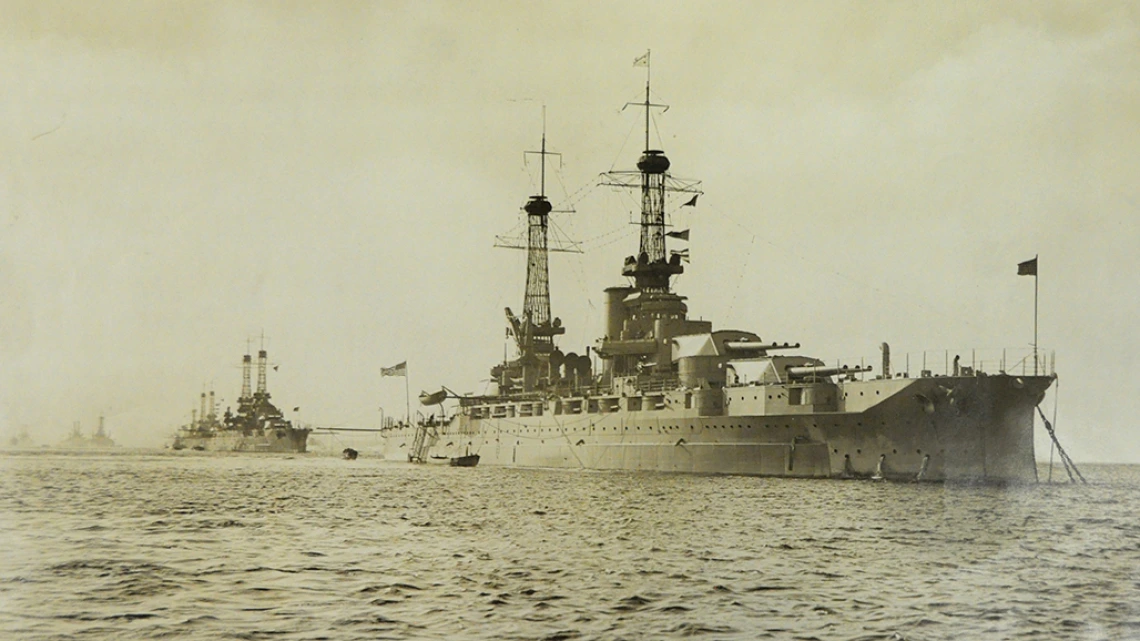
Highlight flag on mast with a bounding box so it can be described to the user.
[1017,257,1038,276]
[666,229,690,241]
[633,51,649,67]
[381,361,407,377]
[681,194,698,207]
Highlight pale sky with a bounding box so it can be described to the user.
[1,1,1137,463]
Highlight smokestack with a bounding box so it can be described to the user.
[208,391,216,419]
[199,393,207,425]
[257,350,268,395]
[241,354,252,400]
[881,342,891,379]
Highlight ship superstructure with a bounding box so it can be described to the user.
[173,347,310,453]
[382,62,1055,482]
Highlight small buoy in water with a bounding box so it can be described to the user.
[342,448,358,460]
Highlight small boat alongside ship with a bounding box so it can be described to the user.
[448,454,480,467]
[375,64,1056,482]
[173,347,310,453]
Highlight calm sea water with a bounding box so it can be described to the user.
[0,451,1137,641]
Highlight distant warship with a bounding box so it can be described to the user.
[173,347,309,453]
[379,65,1054,482]
[57,415,116,449]
[7,430,35,449]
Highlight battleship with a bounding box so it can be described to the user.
[378,65,1057,482]
[173,347,310,453]
[57,416,116,449]
[8,429,36,449]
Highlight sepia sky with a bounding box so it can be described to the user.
[1,1,1137,463]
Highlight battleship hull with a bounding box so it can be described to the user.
[380,373,1050,483]
[376,74,1058,484]
[173,428,310,454]
[56,436,117,450]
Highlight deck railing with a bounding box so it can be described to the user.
[828,347,1055,380]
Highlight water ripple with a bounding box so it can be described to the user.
[1,453,1138,640]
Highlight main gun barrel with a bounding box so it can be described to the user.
[785,364,872,379]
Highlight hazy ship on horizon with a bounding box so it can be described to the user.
[56,416,117,450]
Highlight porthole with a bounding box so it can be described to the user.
[857,449,862,454]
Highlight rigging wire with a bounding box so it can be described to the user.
[651,105,665,151]
[607,110,641,173]
[576,225,630,247]
[699,198,993,334]
[725,234,757,320]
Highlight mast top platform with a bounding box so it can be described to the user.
[524,195,553,216]
[637,150,670,175]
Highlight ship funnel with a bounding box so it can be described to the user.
[881,342,891,379]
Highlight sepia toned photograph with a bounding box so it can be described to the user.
[1,2,1137,639]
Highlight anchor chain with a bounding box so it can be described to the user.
[1036,404,1086,484]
